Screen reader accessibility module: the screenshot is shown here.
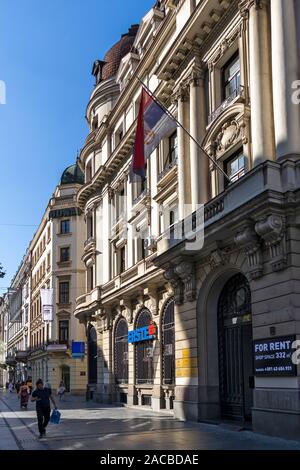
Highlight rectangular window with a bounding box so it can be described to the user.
[119,246,126,274]
[24,306,28,324]
[47,252,51,270]
[59,320,69,344]
[59,282,70,304]
[132,175,147,203]
[222,53,241,100]
[225,150,245,185]
[60,247,70,262]
[60,220,70,234]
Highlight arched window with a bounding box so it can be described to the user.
[135,309,153,385]
[114,317,128,384]
[88,326,97,384]
[162,299,175,385]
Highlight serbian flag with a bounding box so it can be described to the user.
[131,87,177,180]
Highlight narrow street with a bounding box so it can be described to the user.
[0,390,300,451]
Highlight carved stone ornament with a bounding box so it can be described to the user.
[209,249,230,270]
[120,298,133,324]
[174,261,196,302]
[239,0,265,20]
[212,28,240,66]
[234,222,263,279]
[163,267,184,305]
[216,120,245,156]
[255,215,287,272]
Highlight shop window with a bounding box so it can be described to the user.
[114,318,128,384]
[88,326,97,384]
[135,309,154,385]
[162,299,175,385]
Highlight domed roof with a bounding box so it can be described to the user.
[102,25,139,81]
[60,163,84,186]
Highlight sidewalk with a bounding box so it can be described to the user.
[1,389,300,450]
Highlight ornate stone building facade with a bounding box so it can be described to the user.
[74,0,300,440]
[28,165,87,393]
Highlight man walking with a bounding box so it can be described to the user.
[31,379,57,439]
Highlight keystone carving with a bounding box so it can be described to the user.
[209,249,230,270]
[216,120,246,156]
[255,215,287,272]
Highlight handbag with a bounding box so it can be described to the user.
[50,409,61,424]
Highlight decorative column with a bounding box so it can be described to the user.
[270,0,300,160]
[174,86,189,220]
[240,0,275,165]
[189,65,209,209]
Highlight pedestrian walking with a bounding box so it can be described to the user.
[19,381,29,409]
[31,379,57,439]
[8,381,14,393]
[15,381,21,394]
[57,382,66,401]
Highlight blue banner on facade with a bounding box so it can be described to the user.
[72,341,85,358]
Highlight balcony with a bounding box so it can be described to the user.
[208,85,245,125]
[46,341,69,353]
[84,236,96,251]
[132,188,150,207]
[82,237,96,267]
[5,355,17,367]
[15,350,29,363]
[74,286,101,322]
[158,156,178,183]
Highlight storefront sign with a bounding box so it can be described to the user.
[253,335,296,376]
[128,321,156,344]
[72,341,85,358]
[49,207,81,220]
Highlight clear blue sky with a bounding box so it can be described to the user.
[0,0,154,291]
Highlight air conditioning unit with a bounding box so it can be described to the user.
[143,236,157,252]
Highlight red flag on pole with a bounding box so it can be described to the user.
[131,87,177,181]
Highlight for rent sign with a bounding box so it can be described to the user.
[254,335,297,376]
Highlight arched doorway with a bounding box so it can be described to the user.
[114,317,128,384]
[218,273,253,421]
[88,326,97,384]
[161,299,175,386]
[61,365,70,392]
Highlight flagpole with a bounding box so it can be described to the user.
[135,76,231,183]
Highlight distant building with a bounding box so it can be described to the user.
[3,251,31,384]
[27,163,87,393]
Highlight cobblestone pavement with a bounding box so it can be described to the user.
[1,389,300,450]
